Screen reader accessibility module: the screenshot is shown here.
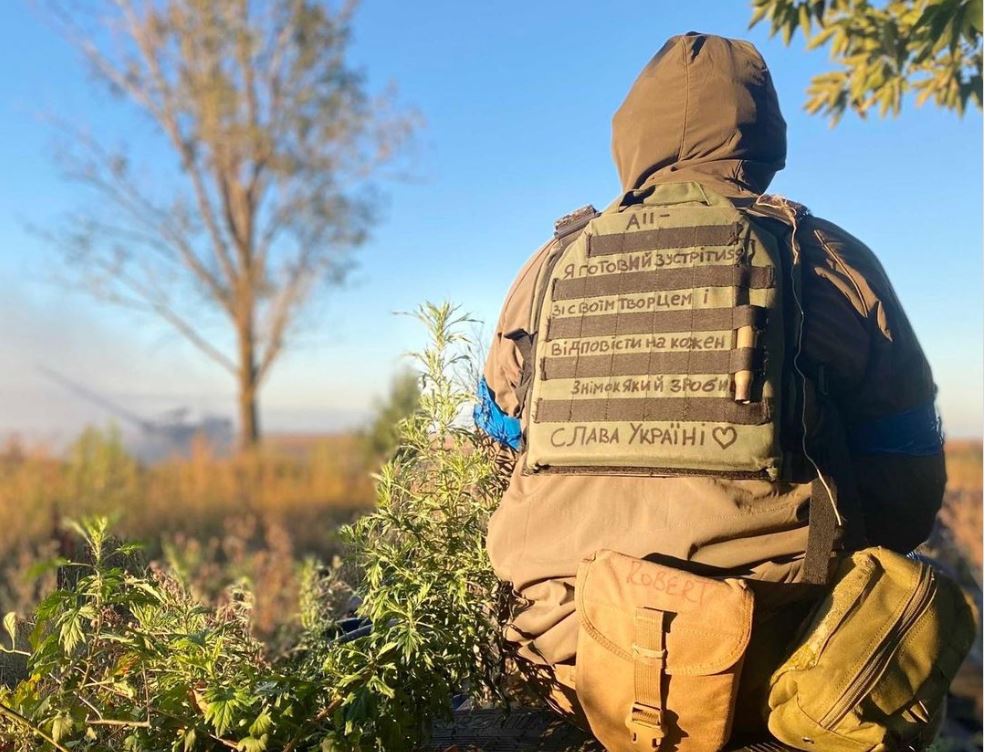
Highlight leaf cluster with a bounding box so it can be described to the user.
[360,370,423,464]
[750,0,983,121]
[0,516,316,751]
[0,302,509,751]
[324,303,510,749]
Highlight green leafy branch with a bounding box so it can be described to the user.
[750,0,983,122]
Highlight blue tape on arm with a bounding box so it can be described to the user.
[473,377,522,451]
[848,401,944,456]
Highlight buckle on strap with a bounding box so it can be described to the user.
[553,204,598,239]
[628,607,669,749]
[629,702,665,748]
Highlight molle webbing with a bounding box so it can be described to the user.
[535,397,769,424]
[524,190,788,479]
[552,265,774,300]
[587,223,741,256]
[546,306,764,340]
[541,348,761,379]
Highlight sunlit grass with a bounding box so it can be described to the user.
[0,428,373,556]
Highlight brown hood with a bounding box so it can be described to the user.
[612,33,786,196]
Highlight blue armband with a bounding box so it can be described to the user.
[848,401,944,456]
[473,377,522,451]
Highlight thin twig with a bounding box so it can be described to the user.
[0,701,72,752]
[86,717,152,728]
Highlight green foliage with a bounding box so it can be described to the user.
[65,425,141,511]
[327,303,509,749]
[750,0,983,122]
[0,516,284,751]
[361,370,422,463]
[0,302,507,751]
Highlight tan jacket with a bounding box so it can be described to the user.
[483,34,945,668]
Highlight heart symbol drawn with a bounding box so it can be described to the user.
[712,426,738,450]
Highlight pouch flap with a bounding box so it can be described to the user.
[576,550,753,676]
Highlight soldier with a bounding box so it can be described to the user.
[475,33,946,750]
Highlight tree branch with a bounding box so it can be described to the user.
[0,701,72,752]
[97,259,238,374]
[55,124,234,314]
[112,0,241,287]
[39,0,417,445]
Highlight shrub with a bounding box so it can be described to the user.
[0,302,508,751]
[324,302,509,748]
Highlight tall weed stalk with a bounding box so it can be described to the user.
[325,302,509,748]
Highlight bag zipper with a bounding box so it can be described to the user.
[817,566,937,729]
[798,556,878,665]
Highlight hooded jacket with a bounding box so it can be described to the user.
[482,33,944,675]
[611,33,786,196]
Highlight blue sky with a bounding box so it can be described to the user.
[0,1,981,444]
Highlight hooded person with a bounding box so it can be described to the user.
[475,33,945,748]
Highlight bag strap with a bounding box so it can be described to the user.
[744,194,859,585]
[629,607,668,750]
[504,328,535,419]
[505,204,599,426]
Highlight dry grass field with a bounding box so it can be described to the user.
[0,427,376,642]
[0,428,980,744]
[0,428,373,554]
[941,440,983,577]
[926,440,983,751]
[0,430,980,631]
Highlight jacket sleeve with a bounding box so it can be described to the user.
[476,240,553,445]
[800,218,945,553]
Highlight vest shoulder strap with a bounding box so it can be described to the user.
[554,204,599,240]
[744,194,811,235]
[505,204,600,431]
[746,193,861,584]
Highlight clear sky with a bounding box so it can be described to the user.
[0,1,981,446]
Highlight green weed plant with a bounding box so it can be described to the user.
[0,303,509,751]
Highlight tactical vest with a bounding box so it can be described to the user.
[508,182,852,583]
[519,183,805,482]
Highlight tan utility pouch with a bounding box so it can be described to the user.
[768,547,978,752]
[575,550,754,752]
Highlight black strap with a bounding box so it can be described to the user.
[535,396,770,425]
[505,329,535,418]
[807,390,868,562]
[552,265,774,301]
[742,196,845,584]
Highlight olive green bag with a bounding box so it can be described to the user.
[767,547,978,752]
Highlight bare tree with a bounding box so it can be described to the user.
[42,0,415,448]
